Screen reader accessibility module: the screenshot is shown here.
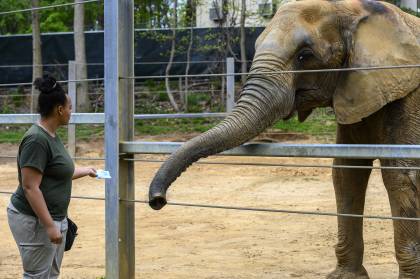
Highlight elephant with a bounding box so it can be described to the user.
[148,0,420,278]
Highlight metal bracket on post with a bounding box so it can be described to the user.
[68,61,77,157]
[104,0,135,278]
[226,57,235,113]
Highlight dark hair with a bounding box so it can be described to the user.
[34,74,68,117]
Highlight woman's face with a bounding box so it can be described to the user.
[57,95,72,125]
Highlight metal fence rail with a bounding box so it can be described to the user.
[124,158,420,170]
[120,141,420,160]
[0,113,104,124]
[0,191,417,221]
[0,78,104,88]
[123,64,420,80]
[0,60,251,68]
[0,112,227,124]
[2,154,420,170]
[2,65,415,86]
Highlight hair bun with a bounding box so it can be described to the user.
[33,74,57,94]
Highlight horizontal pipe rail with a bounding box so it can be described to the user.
[120,141,420,160]
[0,113,227,124]
[133,113,227,120]
[0,113,104,124]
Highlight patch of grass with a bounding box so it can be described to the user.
[0,124,105,144]
[0,125,31,143]
[56,125,104,143]
[135,118,219,135]
[270,108,336,136]
[273,115,336,135]
[186,93,212,113]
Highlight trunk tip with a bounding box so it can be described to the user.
[149,193,167,210]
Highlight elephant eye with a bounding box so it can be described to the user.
[297,49,314,63]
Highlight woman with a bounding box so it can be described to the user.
[7,74,97,279]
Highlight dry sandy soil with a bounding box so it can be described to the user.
[0,134,399,279]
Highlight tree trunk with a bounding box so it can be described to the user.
[165,0,180,112]
[221,62,226,109]
[31,0,42,113]
[240,0,247,85]
[74,0,89,112]
[184,0,196,112]
[184,27,193,112]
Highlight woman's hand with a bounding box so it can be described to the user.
[73,167,97,180]
[46,224,63,244]
[85,167,97,177]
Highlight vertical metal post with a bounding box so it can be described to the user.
[104,0,135,278]
[226,57,235,113]
[118,1,135,278]
[68,61,76,157]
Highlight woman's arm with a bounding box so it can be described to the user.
[73,167,97,180]
[21,167,62,244]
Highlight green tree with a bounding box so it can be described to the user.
[0,0,104,34]
[0,0,31,34]
[134,0,171,28]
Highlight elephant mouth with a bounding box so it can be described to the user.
[283,88,320,122]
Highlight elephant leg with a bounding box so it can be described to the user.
[381,163,420,279]
[327,158,373,279]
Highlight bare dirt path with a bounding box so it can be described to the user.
[0,135,397,278]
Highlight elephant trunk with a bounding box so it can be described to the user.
[149,62,294,210]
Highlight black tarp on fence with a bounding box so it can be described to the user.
[0,27,264,84]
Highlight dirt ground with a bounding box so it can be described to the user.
[0,134,398,279]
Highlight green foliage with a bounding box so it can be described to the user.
[186,92,211,112]
[1,106,13,114]
[11,88,26,108]
[0,0,104,35]
[134,0,171,28]
[41,11,71,32]
[0,0,31,34]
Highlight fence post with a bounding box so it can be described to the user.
[105,0,135,278]
[226,57,235,113]
[68,61,76,157]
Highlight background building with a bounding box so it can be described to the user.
[400,0,420,12]
[196,0,279,28]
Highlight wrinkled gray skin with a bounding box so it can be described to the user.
[149,1,420,278]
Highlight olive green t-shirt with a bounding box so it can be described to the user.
[11,124,75,221]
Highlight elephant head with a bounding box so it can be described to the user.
[149,0,420,210]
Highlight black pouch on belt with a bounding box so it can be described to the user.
[65,217,78,251]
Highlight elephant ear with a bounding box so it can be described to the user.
[333,9,420,124]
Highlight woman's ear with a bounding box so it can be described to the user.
[57,105,64,116]
[333,7,420,124]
